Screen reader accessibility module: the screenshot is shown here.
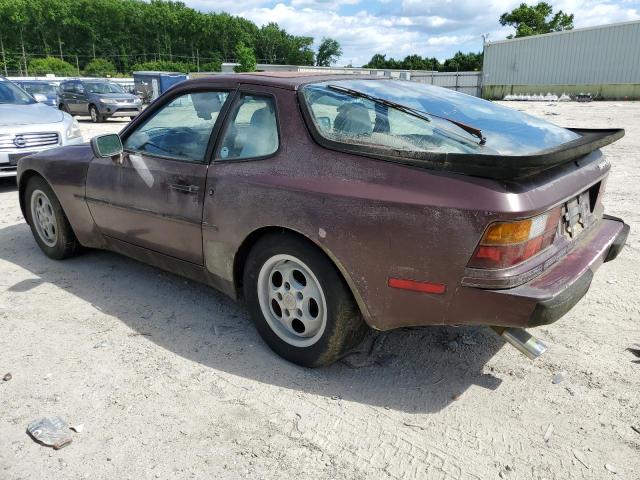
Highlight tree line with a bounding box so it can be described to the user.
[363,51,483,72]
[0,0,322,75]
[0,0,573,76]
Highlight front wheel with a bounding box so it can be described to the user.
[243,233,367,367]
[89,105,104,123]
[24,176,80,259]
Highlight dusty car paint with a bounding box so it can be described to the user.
[17,74,628,332]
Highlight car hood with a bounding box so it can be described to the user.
[0,103,63,126]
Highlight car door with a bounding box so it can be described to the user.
[60,82,76,111]
[77,82,93,115]
[85,88,232,264]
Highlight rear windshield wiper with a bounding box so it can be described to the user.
[327,84,486,145]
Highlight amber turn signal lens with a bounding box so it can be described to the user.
[468,207,561,270]
[483,219,532,245]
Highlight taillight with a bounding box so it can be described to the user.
[468,207,561,269]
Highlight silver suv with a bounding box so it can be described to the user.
[58,79,142,123]
[0,77,83,178]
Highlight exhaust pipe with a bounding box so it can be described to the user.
[491,326,547,360]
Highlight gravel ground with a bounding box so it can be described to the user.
[1,104,639,480]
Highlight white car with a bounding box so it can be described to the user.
[0,77,83,178]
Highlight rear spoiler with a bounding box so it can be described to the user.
[307,126,624,180]
[437,128,625,180]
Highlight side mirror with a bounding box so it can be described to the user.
[91,134,123,159]
[33,93,48,103]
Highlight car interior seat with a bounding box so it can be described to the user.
[333,102,373,137]
[239,107,278,158]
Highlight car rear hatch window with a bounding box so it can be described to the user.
[299,79,623,180]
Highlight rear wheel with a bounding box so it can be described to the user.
[89,105,104,123]
[243,233,367,367]
[25,176,80,259]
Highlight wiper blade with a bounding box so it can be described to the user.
[327,84,486,145]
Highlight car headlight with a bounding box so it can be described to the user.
[100,98,118,104]
[66,118,82,139]
[134,98,142,104]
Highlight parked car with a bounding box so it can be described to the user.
[58,79,142,122]
[0,77,83,178]
[17,74,629,366]
[14,80,60,107]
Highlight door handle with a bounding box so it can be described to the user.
[169,183,200,194]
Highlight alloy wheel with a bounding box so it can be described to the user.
[30,189,58,247]
[257,254,327,348]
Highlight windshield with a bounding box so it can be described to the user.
[20,82,58,96]
[85,82,124,94]
[0,79,36,105]
[302,79,580,155]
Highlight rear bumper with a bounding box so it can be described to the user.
[446,215,629,328]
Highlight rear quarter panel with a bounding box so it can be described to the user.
[203,87,612,331]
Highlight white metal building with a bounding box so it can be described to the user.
[482,20,640,99]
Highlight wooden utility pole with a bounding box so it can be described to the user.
[75,55,80,76]
[58,34,64,60]
[0,36,8,77]
[196,48,200,72]
[20,29,28,76]
[93,43,96,60]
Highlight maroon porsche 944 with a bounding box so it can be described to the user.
[17,73,629,366]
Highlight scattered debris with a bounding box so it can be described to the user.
[127,332,152,337]
[402,422,426,431]
[93,340,109,349]
[604,463,618,473]
[627,346,640,358]
[572,449,590,469]
[576,93,593,103]
[565,386,576,396]
[552,372,566,384]
[3,372,11,381]
[631,425,640,435]
[544,424,554,443]
[26,417,73,450]
[70,423,84,433]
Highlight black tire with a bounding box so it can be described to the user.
[24,176,80,260]
[243,232,368,367]
[89,105,104,123]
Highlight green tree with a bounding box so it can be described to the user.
[83,58,118,76]
[316,37,342,67]
[441,51,483,71]
[0,0,318,75]
[500,2,574,38]
[233,42,256,72]
[28,56,76,75]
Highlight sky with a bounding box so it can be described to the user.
[182,0,640,66]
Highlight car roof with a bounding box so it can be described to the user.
[186,73,389,91]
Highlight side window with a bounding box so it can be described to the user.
[123,91,229,162]
[217,94,279,160]
[62,82,75,93]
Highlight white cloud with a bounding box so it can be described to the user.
[183,0,640,66]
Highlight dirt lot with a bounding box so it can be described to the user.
[1,104,639,480]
